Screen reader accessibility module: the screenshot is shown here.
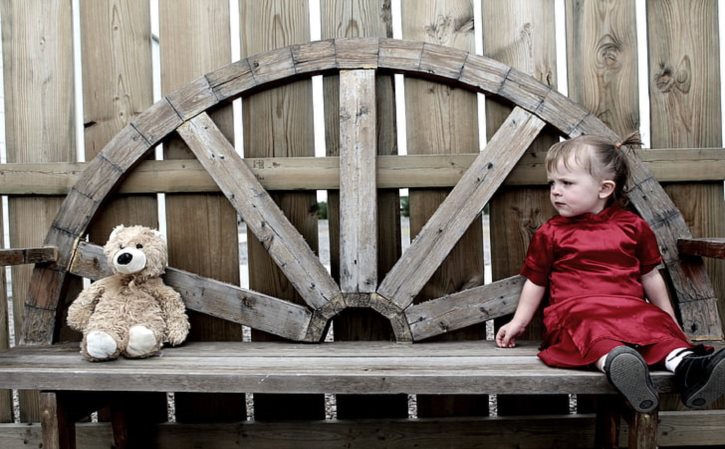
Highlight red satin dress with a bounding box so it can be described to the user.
[521,205,693,368]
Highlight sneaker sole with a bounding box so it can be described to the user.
[683,351,725,409]
[607,348,659,413]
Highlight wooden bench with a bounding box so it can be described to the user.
[0,38,723,449]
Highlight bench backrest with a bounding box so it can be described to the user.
[19,38,722,349]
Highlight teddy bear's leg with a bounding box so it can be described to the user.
[125,325,162,358]
[85,330,121,361]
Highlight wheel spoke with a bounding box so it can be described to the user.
[405,275,525,341]
[377,107,545,310]
[339,70,378,294]
[177,113,341,310]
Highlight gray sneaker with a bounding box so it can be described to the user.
[604,346,659,413]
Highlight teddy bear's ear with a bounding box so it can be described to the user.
[152,229,166,241]
[109,225,126,241]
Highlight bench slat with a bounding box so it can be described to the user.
[0,341,672,396]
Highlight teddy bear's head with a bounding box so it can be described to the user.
[104,225,168,280]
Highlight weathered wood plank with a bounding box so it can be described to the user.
[177,113,340,310]
[1,148,723,195]
[0,248,57,266]
[165,270,312,342]
[566,0,639,135]
[1,0,76,422]
[292,39,338,75]
[39,392,74,449]
[378,108,544,311]
[407,275,525,341]
[678,238,725,259]
[240,0,325,421]
[80,0,159,264]
[647,0,725,342]
[0,205,9,423]
[69,240,312,342]
[321,0,407,420]
[335,37,379,69]
[2,410,725,449]
[339,70,377,294]
[0,340,702,395]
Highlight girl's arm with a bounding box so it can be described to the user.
[641,268,679,323]
[495,279,546,348]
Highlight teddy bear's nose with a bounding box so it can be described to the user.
[117,252,133,265]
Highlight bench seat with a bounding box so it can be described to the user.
[0,340,681,396]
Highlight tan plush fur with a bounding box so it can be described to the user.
[67,225,190,362]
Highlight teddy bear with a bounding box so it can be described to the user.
[67,225,190,361]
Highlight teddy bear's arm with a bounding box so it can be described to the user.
[66,280,107,331]
[153,282,190,346]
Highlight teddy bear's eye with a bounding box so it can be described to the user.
[119,245,125,250]
[136,244,143,249]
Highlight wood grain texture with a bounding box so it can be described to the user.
[339,70,378,293]
[0,340,700,395]
[0,0,77,422]
[647,0,725,342]
[0,200,8,423]
[566,0,639,135]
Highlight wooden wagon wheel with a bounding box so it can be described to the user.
[21,38,722,345]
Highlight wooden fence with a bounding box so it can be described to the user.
[0,0,724,447]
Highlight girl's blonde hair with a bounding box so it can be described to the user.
[545,131,642,205]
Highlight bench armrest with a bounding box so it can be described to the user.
[677,238,725,259]
[0,247,57,266]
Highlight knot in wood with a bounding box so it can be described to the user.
[595,34,623,70]
[655,57,691,94]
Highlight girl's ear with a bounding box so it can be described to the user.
[599,180,616,199]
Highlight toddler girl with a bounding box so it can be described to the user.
[495,132,724,413]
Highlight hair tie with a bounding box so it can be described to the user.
[614,142,623,150]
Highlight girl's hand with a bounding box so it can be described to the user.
[495,321,526,348]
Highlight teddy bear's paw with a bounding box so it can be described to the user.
[125,325,160,358]
[86,331,119,360]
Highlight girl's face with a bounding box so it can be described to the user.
[547,155,614,217]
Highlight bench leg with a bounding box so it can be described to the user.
[40,392,77,449]
[594,396,622,449]
[626,409,658,449]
